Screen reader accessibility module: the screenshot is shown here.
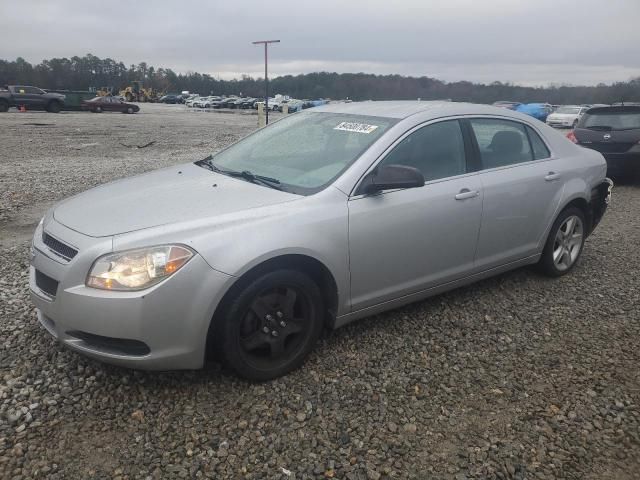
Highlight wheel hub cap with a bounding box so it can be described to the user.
[552,215,583,271]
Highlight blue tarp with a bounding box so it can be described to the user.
[516,103,551,121]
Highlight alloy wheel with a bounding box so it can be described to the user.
[552,215,583,271]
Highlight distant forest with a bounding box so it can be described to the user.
[1,54,639,104]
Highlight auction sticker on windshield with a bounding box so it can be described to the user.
[334,122,379,134]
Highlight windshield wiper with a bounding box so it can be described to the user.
[197,155,283,191]
[224,169,283,190]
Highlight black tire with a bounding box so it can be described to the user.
[95,106,102,113]
[0,100,8,112]
[125,107,134,114]
[212,269,324,381]
[46,101,61,113]
[538,206,586,277]
[572,119,578,129]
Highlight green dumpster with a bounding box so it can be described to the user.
[46,90,97,111]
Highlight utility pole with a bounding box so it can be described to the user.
[252,39,280,124]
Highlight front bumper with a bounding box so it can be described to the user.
[30,218,233,370]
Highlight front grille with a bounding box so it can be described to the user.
[42,233,78,260]
[35,270,59,297]
[582,142,634,154]
[66,331,151,356]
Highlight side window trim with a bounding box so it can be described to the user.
[523,125,536,160]
[459,119,482,173]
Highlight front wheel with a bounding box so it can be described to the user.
[94,106,102,113]
[125,107,134,114]
[47,101,61,113]
[538,207,586,277]
[213,269,324,380]
[0,101,8,112]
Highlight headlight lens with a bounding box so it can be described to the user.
[86,245,193,291]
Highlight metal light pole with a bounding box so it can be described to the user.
[252,39,280,124]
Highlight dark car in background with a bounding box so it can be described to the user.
[81,96,140,114]
[569,105,640,180]
[159,94,181,104]
[0,85,65,112]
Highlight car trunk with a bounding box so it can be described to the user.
[574,127,640,154]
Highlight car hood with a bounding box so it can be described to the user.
[53,163,300,237]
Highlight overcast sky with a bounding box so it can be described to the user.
[2,0,639,86]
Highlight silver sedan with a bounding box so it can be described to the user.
[30,101,612,380]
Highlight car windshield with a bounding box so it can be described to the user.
[200,111,396,194]
[581,109,640,130]
[556,107,581,114]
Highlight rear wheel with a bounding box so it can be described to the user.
[0,100,8,112]
[213,269,324,381]
[538,207,586,277]
[94,106,102,113]
[572,119,578,129]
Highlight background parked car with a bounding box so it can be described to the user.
[546,105,590,128]
[0,85,65,112]
[81,96,139,114]
[516,103,554,122]
[185,96,202,107]
[569,104,640,180]
[159,94,181,104]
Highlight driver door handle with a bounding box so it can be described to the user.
[455,188,480,200]
[545,172,561,181]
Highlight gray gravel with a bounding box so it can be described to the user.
[1,104,639,479]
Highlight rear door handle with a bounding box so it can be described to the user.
[545,172,561,181]
[455,188,480,200]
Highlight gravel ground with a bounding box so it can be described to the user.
[1,104,639,479]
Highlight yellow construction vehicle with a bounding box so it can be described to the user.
[88,86,116,97]
[119,81,161,103]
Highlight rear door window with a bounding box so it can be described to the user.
[469,119,534,169]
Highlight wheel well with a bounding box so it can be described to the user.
[205,254,339,361]
[562,197,591,231]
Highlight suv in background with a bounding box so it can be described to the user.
[546,105,590,129]
[569,105,640,180]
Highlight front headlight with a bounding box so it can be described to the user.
[86,245,194,291]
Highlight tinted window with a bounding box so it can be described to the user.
[526,126,551,160]
[380,120,466,181]
[580,109,640,131]
[469,119,533,169]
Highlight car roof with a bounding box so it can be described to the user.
[311,100,534,120]
[587,105,640,113]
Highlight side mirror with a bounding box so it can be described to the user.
[362,164,425,194]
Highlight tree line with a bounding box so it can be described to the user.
[1,54,639,105]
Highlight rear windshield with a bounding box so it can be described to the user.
[580,109,640,131]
